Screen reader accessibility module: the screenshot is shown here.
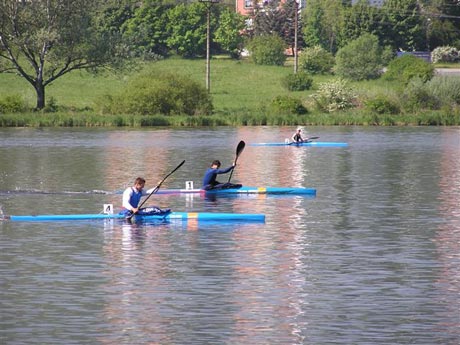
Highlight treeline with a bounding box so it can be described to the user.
[1,0,460,115]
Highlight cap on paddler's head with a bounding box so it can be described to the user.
[297,127,302,132]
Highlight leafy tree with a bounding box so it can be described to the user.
[281,0,304,54]
[0,0,124,110]
[341,0,381,46]
[166,3,210,58]
[335,33,387,81]
[379,0,426,51]
[302,0,345,53]
[214,8,246,58]
[246,34,286,66]
[121,1,171,59]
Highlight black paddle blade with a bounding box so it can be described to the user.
[236,140,245,157]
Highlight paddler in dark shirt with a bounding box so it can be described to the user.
[292,127,305,143]
[202,160,241,190]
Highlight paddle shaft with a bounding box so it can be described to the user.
[227,140,245,183]
[128,160,185,219]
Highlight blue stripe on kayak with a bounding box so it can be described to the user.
[6,212,265,222]
[155,186,316,195]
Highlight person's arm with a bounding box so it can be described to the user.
[122,188,135,211]
[216,165,234,174]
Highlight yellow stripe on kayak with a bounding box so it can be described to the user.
[187,212,199,219]
[257,187,267,193]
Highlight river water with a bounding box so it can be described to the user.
[0,126,459,345]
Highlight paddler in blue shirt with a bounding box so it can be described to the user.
[121,177,170,216]
[202,160,241,190]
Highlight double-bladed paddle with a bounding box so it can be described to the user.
[127,160,185,220]
[289,136,319,144]
[227,140,245,183]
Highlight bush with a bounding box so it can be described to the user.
[364,95,400,114]
[383,54,435,84]
[401,78,439,112]
[431,46,459,63]
[268,95,307,115]
[426,76,460,106]
[102,71,213,115]
[0,95,26,113]
[310,78,357,112]
[246,34,287,66]
[281,72,313,91]
[335,34,385,81]
[299,45,334,74]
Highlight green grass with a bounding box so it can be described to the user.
[1,57,459,126]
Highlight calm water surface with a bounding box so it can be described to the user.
[0,126,459,344]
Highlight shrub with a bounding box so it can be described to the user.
[426,76,460,106]
[282,72,313,91]
[401,78,439,112]
[310,78,357,112]
[334,34,385,81]
[431,46,459,63]
[268,95,307,115]
[246,34,287,66]
[299,45,334,74]
[383,54,435,84]
[102,71,213,115]
[364,95,400,114]
[0,95,26,113]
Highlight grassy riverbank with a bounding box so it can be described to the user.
[1,57,459,126]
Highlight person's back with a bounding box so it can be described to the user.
[202,160,235,190]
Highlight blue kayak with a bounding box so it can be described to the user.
[250,142,348,147]
[3,211,265,223]
[155,186,316,196]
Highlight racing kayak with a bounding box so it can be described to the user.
[250,142,348,147]
[3,211,265,223]
[154,186,316,196]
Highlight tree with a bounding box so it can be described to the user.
[165,3,209,58]
[379,0,426,51]
[214,8,246,58]
[302,0,345,53]
[335,33,387,81]
[0,0,123,110]
[121,1,171,59]
[281,0,304,54]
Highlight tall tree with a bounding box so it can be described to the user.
[302,0,344,53]
[281,0,304,53]
[0,0,123,110]
[379,0,426,51]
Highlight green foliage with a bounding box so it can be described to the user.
[120,1,170,58]
[364,95,400,114]
[281,72,313,91]
[246,35,287,66]
[426,76,460,106]
[214,8,246,59]
[383,54,435,84]
[0,95,26,114]
[380,0,426,51]
[299,45,334,74]
[102,70,213,115]
[431,46,459,63]
[301,0,344,54]
[165,3,208,58]
[401,78,439,112]
[335,34,384,81]
[267,95,308,115]
[311,78,357,112]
